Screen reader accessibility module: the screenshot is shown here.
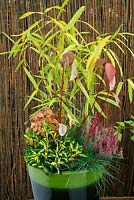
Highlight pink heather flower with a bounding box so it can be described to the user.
[91,124,119,156]
[89,113,101,136]
[58,123,67,136]
[98,127,119,156]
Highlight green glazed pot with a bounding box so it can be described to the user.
[28,165,103,200]
[28,165,103,189]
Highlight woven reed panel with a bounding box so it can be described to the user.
[100,198,134,200]
[0,0,134,199]
[24,197,134,200]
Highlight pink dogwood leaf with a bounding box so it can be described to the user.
[105,63,116,82]
[112,92,120,106]
[70,62,78,81]
[62,51,74,66]
[58,123,67,136]
[109,76,116,91]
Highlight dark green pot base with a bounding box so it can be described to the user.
[30,179,99,200]
[28,165,101,200]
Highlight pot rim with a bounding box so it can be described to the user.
[28,165,103,189]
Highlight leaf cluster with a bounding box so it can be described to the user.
[115,115,134,142]
[1,1,134,123]
[24,123,85,175]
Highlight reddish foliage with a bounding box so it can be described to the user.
[28,108,59,135]
[88,112,101,136]
[105,63,116,82]
[86,120,120,156]
[62,51,74,66]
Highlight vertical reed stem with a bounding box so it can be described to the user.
[59,64,65,123]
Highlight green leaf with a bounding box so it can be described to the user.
[19,12,44,19]
[20,20,42,36]
[24,90,38,109]
[103,48,115,66]
[97,96,120,107]
[120,32,134,37]
[108,49,123,77]
[62,44,77,54]
[86,36,111,89]
[47,98,58,107]
[9,42,24,58]
[0,51,10,55]
[62,102,79,124]
[94,102,106,118]
[45,6,62,13]
[130,135,134,142]
[7,37,22,58]
[61,0,70,9]
[50,18,65,30]
[65,6,85,31]
[44,30,61,46]
[131,115,134,120]
[128,85,133,103]
[19,12,35,19]
[65,33,79,45]
[32,33,44,41]
[127,78,134,103]
[76,79,89,100]
[27,20,42,32]
[113,41,125,54]
[69,84,78,101]
[43,22,56,39]
[57,32,65,52]
[57,0,71,19]
[74,29,87,45]
[15,59,25,71]
[110,25,122,41]
[118,133,122,142]
[30,47,40,54]
[127,78,134,89]
[130,129,134,134]
[24,67,38,90]
[1,32,15,43]
[95,73,106,86]
[116,37,134,58]
[116,82,123,96]
[119,33,128,42]
[79,20,100,35]
[117,122,125,127]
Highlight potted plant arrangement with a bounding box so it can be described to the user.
[2,0,134,200]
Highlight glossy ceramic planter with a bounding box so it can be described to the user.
[28,165,102,200]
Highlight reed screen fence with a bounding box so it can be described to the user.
[0,0,134,199]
